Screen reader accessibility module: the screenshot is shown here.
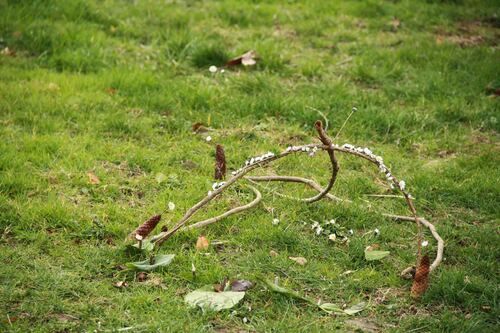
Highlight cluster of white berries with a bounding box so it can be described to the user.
[231,151,275,176]
[285,145,318,157]
[208,181,226,195]
[339,143,412,197]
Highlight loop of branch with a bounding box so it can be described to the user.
[182,186,262,231]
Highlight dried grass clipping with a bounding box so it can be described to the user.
[411,254,430,298]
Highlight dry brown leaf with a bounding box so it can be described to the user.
[192,122,209,133]
[230,279,253,292]
[391,18,401,30]
[113,281,128,288]
[87,171,100,184]
[53,313,79,322]
[1,47,16,57]
[105,87,117,95]
[288,256,307,266]
[196,235,210,250]
[136,272,148,282]
[225,50,257,67]
[269,250,279,257]
[411,255,430,298]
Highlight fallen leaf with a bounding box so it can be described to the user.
[343,302,367,315]
[214,277,229,292]
[53,313,79,322]
[225,50,257,67]
[155,172,167,184]
[126,254,175,271]
[136,272,148,282]
[87,172,100,184]
[364,248,390,261]
[263,279,311,303]
[113,281,128,288]
[1,47,16,57]
[346,318,380,332]
[185,285,245,312]
[391,18,401,30]
[192,122,209,133]
[105,87,117,95]
[196,235,210,250]
[289,256,307,265]
[230,280,253,292]
[269,250,279,257]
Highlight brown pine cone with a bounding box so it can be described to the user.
[214,144,226,180]
[411,254,430,298]
[129,214,161,240]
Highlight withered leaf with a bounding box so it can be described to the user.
[225,50,257,67]
[87,172,100,184]
[196,235,210,250]
[113,281,128,288]
[136,272,148,282]
[230,279,253,292]
[289,256,307,265]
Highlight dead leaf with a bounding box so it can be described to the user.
[365,244,380,251]
[346,318,380,333]
[87,172,100,184]
[225,50,257,67]
[289,256,307,266]
[113,281,128,288]
[269,250,279,257]
[1,47,16,57]
[136,272,148,282]
[105,87,117,95]
[192,122,209,133]
[390,18,401,32]
[196,235,210,250]
[214,277,229,292]
[53,313,79,322]
[230,279,253,292]
[182,160,199,170]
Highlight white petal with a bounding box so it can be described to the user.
[168,201,175,211]
[209,65,217,73]
[206,136,212,142]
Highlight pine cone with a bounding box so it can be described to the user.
[214,144,226,180]
[411,254,430,298]
[129,214,161,240]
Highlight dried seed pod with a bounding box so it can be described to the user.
[214,144,226,180]
[129,214,161,240]
[411,254,430,298]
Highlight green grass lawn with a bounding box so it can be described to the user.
[0,0,499,332]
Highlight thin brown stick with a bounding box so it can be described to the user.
[245,175,343,202]
[182,186,262,230]
[364,194,405,199]
[306,121,339,203]
[383,214,444,272]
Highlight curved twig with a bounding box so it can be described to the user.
[182,186,262,231]
[305,121,339,203]
[383,214,444,272]
[245,175,344,202]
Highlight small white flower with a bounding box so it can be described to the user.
[348,229,354,235]
[272,218,280,225]
[315,226,323,235]
[220,69,225,73]
[168,201,175,211]
[399,180,406,190]
[231,171,237,175]
[352,106,358,112]
[311,221,319,229]
[250,157,255,164]
[390,183,395,189]
[206,136,212,142]
[374,228,380,236]
[328,234,336,242]
[209,65,217,73]
[422,240,429,247]
[212,182,218,190]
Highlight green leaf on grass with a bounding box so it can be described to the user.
[364,250,390,261]
[131,240,155,252]
[344,301,367,315]
[263,279,312,303]
[126,254,175,271]
[184,285,245,312]
[319,302,344,314]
